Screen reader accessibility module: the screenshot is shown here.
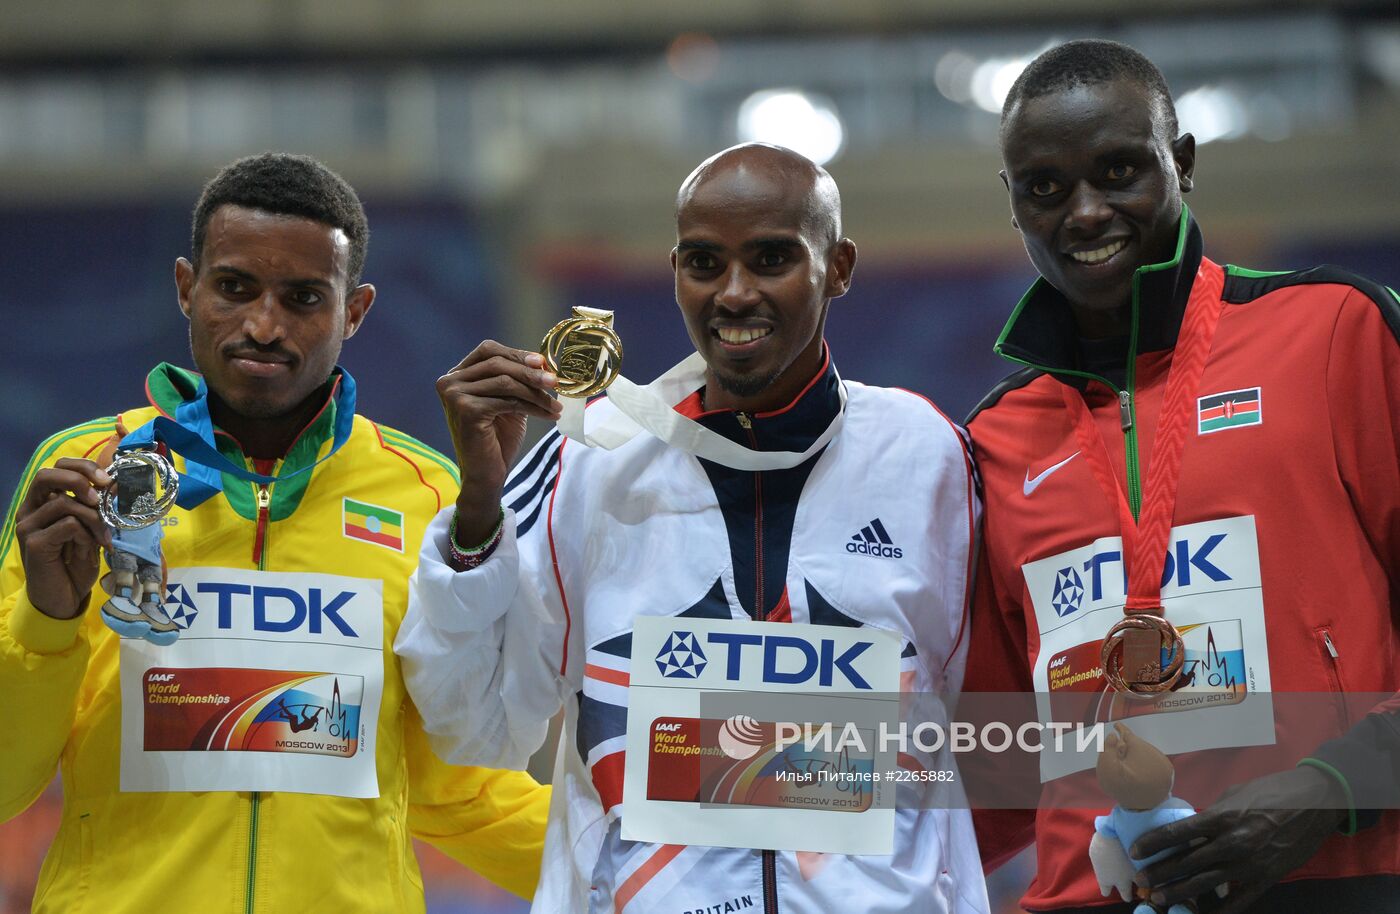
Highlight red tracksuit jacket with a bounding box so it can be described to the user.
[964,214,1399,911]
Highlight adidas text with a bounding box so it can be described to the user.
[846,541,903,558]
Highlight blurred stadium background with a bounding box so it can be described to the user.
[1,1,1396,911]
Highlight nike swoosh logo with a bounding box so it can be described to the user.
[1023,451,1080,497]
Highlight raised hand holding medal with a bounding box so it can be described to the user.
[440,296,850,559]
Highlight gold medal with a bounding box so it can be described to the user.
[541,306,623,398]
[1100,611,1185,695]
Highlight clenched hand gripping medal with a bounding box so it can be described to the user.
[99,449,182,645]
[1062,259,1227,695]
[542,307,847,472]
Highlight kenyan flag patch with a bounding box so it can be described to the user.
[343,497,404,551]
[1198,387,1262,434]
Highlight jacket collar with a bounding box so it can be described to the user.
[143,362,344,469]
[676,345,842,455]
[993,208,1204,388]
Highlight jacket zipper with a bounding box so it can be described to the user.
[244,793,261,914]
[738,410,779,913]
[1318,628,1351,729]
[1119,273,1150,522]
[246,481,271,914]
[251,484,271,566]
[1118,389,1142,520]
[735,413,766,618]
[762,849,779,914]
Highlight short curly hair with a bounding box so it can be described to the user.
[1001,40,1178,142]
[191,152,369,287]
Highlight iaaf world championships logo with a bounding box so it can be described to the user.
[716,715,1109,759]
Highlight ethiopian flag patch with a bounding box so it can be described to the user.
[1198,387,1262,434]
[343,498,404,551]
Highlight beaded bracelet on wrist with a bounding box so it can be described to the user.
[447,507,505,570]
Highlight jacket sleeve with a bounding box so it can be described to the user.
[959,470,1039,873]
[937,421,981,698]
[0,428,111,822]
[1325,285,1400,645]
[1301,283,1400,832]
[403,697,550,899]
[395,432,570,770]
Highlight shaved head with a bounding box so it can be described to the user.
[676,143,842,251]
[670,142,857,413]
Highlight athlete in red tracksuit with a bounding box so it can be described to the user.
[963,40,1399,914]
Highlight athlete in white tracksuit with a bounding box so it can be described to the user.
[396,144,990,914]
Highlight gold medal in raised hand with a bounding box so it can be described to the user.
[541,306,623,398]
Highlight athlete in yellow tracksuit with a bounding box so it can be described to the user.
[1,362,548,914]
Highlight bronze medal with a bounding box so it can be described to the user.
[1099,611,1185,694]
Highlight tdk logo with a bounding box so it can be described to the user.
[706,632,875,690]
[655,631,708,679]
[193,582,359,637]
[846,518,903,559]
[1077,533,1233,603]
[163,583,200,630]
[1051,567,1084,617]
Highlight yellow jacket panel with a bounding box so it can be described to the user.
[0,364,547,913]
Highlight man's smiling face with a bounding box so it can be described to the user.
[670,147,855,413]
[1000,78,1195,337]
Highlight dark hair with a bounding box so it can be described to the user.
[1001,39,1179,141]
[191,152,369,287]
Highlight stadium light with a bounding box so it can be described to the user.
[736,89,845,165]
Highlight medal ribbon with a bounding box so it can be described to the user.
[117,368,358,510]
[1058,258,1225,613]
[557,352,847,472]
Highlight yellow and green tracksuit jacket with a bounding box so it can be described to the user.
[0,363,548,914]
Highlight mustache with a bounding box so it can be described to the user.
[222,341,295,363]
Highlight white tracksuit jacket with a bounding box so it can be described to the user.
[396,356,990,914]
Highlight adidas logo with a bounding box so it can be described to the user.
[846,518,903,559]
